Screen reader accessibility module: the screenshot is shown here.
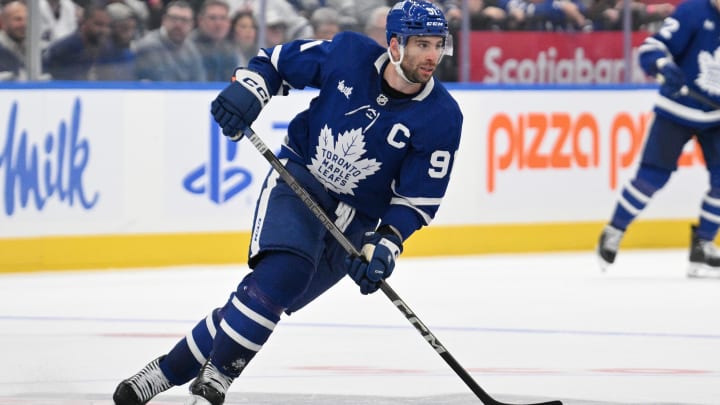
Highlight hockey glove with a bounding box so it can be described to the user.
[346,226,403,295]
[657,58,685,95]
[211,69,270,140]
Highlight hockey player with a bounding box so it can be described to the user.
[113,1,463,404]
[597,0,720,277]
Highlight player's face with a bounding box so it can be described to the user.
[400,36,445,83]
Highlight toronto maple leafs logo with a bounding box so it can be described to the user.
[695,49,720,96]
[308,125,381,195]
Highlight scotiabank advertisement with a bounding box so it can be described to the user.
[466,32,653,84]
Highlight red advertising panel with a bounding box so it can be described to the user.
[466,32,652,84]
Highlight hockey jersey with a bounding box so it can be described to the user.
[638,0,720,128]
[246,31,464,240]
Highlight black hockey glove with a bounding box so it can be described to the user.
[657,58,685,95]
[211,69,270,139]
[346,226,403,295]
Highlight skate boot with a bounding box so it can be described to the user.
[688,225,720,278]
[113,355,173,405]
[597,225,624,271]
[185,360,234,405]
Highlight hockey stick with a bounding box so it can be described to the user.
[656,75,720,110]
[680,86,720,110]
[235,127,562,405]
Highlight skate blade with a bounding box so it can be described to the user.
[597,256,611,273]
[184,395,214,405]
[687,263,720,279]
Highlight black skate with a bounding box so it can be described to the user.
[185,360,234,405]
[688,224,720,278]
[114,355,173,405]
[597,225,624,271]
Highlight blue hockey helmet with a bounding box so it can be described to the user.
[385,0,450,48]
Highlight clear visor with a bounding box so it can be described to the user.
[443,34,454,57]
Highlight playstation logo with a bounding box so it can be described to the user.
[182,117,253,204]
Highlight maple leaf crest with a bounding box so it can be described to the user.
[695,49,720,96]
[308,125,381,195]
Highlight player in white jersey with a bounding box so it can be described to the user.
[113,1,463,404]
[597,0,720,277]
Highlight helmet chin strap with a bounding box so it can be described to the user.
[387,44,418,85]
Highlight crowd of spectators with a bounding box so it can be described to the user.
[0,0,678,82]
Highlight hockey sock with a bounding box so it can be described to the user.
[160,308,222,385]
[210,250,314,377]
[696,188,720,241]
[610,164,669,230]
[210,276,286,378]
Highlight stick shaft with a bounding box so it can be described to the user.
[681,86,720,110]
[656,75,720,110]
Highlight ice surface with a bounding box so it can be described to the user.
[1,249,718,404]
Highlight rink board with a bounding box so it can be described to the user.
[0,83,705,272]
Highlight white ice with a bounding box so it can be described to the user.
[0,249,718,404]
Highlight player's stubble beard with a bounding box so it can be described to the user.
[400,58,434,84]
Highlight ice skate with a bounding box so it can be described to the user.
[597,225,624,271]
[687,225,720,278]
[185,360,234,405]
[113,355,173,405]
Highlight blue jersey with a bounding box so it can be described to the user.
[638,0,720,128]
[247,32,463,240]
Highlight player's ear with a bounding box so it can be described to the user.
[388,37,400,57]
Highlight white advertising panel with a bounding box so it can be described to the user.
[0,86,316,237]
[439,88,706,225]
[0,84,706,250]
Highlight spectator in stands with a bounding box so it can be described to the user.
[0,0,27,81]
[263,9,289,47]
[363,5,390,46]
[243,0,314,42]
[447,0,508,30]
[190,0,238,81]
[42,4,113,80]
[354,0,391,33]
[284,3,314,40]
[508,0,592,31]
[40,0,80,49]
[145,0,167,30]
[309,7,341,40]
[504,0,529,29]
[142,0,204,30]
[95,1,137,81]
[586,0,674,31]
[290,0,359,31]
[106,0,151,38]
[229,9,258,66]
[133,0,207,81]
[437,0,463,22]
